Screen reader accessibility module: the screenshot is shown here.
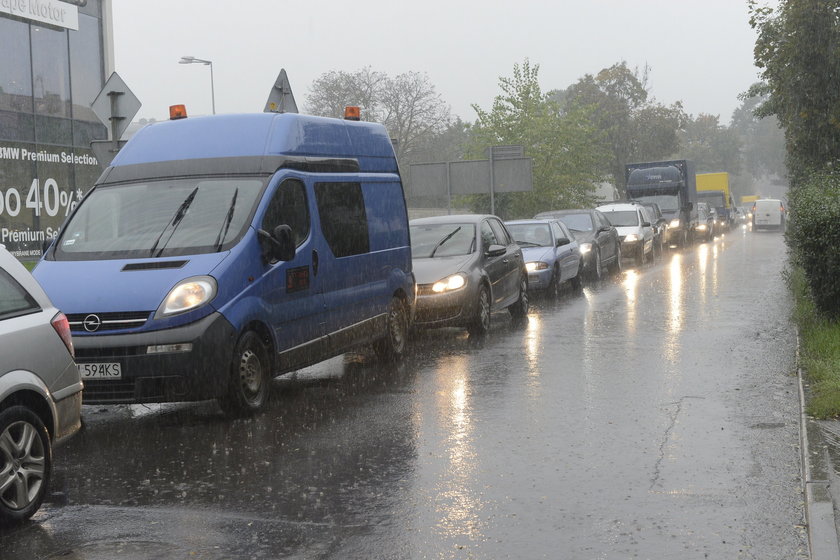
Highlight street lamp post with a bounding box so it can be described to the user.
[179,56,215,114]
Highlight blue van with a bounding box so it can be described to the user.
[33,111,415,413]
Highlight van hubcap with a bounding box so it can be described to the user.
[238,349,262,395]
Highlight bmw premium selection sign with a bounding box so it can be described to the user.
[0,142,99,258]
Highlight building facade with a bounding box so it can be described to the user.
[0,0,113,258]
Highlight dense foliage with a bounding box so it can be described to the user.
[750,0,840,317]
[787,171,840,317]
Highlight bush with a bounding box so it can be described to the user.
[787,172,840,318]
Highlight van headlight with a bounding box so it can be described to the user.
[624,234,639,242]
[155,276,217,318]
[432,273,466,293]
[669,219,681,228]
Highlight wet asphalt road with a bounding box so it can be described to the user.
[0,226,807,559]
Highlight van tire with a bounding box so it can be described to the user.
[0,406,52,524]
[374,297,409,361]
[219,331,271,415]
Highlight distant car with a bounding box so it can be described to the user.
[410,215,529,335]
[752,199,786,230]
[505,219,583,298]
[635,201,667,254]
[694,202,715,242]
[533,209,621,280]
[597,202,655,265]
[0,246,82,523]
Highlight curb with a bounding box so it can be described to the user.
[799,357,840,559]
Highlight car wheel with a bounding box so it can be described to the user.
[611,244,622,275]
[468,285,491,336]
[590,247,603,281]
[508,274,529,324]
[570,263,583,292]
[219,331,271,415]
[635,245,644,266]
[547,266,562,299]
[0,406,51,524]
[373,296,409,361]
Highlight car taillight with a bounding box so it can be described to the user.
[51,312,74,358]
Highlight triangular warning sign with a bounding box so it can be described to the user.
[264,69,298,114]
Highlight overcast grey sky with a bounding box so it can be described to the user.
[112,1,769,125]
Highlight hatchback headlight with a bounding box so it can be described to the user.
[156,276,217,318]
[670,219,681,228]
[432,273,467,293]
[526,261,550,272]
[579,242,592,254]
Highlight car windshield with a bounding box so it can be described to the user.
[631,194,679,213]
[410,223,476,258]
[602,210,640,227]
[506,224,552,247]
[556,213,594,232]
[54,177,266,260]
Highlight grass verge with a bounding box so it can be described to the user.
[791,265,840,418]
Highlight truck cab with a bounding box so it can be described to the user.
[625,160,698,247]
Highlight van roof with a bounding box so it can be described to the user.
[110,113,398,174]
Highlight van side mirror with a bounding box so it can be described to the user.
[258,225,296,263]
[642,221,651,228]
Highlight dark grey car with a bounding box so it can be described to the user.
[534,209,621,280]
[0,246,83,523]
[410,215,528,335]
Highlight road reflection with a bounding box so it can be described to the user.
[665,252,684,365]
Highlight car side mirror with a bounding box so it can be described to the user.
[556,237,571,247]
[258,225,296,263]
[642,221,651,228]
[486,244,506,257]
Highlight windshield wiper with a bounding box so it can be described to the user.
[429,226,461,257]
[214,188,239,251]
[149,186,199,257]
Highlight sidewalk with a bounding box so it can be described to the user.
[800,363,840,559]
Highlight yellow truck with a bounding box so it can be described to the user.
[696,172,735,229]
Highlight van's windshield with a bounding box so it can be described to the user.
[53,177,266,260]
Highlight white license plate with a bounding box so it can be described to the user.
[78,362,122,379]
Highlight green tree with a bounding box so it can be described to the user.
[563,62,686,194]
[749,0,840,182]
[677,114,742,174]
[464,60,606,218]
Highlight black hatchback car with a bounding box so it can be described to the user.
[533,209,621,280]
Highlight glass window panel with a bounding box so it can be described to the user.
[0,110,35,142]
[31,25,71,118]
[35,114,72,145]
[69,14,103,123]
[0,18,33,114]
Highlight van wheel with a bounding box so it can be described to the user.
[508,274,529,324]
[468,285,491,336]
[374,297,409,361]
[0,406,51,524]
[219,331,271,415]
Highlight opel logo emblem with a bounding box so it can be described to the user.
[83,314,102,332]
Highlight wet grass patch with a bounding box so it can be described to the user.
[790,266,840,418]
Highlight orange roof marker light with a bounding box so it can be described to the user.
[169,104,188,120]
[344,106,361,121]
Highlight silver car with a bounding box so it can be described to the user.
[0,246,82,523]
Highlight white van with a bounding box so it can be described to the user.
[752,199,786,230]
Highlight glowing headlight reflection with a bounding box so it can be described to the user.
[525,261,549,272]
[156,276,217,318]
[579,242,592,254]
[432,273,466,293]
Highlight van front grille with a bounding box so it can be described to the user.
[67,311,152,333]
